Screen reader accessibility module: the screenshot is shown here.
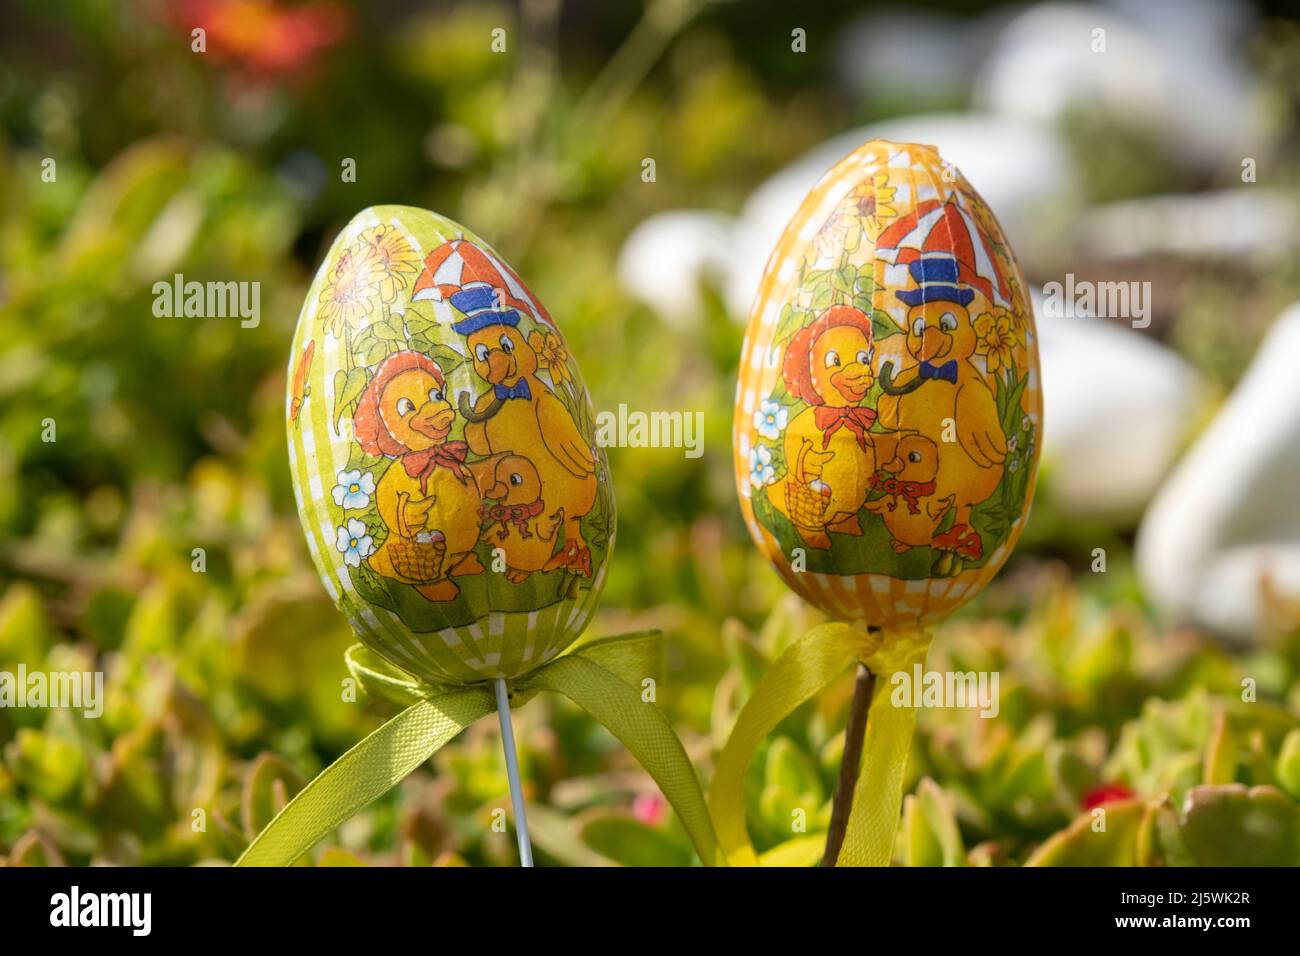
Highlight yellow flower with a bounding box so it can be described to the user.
[1004,279,1031,336]
[528,329,571,386]
[318,245,382,337]
[357,224,421,303]
[856,171,899,238]
[973,309,1024,374]
[813,203,863,261]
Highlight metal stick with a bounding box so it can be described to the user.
[493,678,534,867]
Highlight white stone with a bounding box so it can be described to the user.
[1035,290,1205,519]
[1137,303,1300,639]
[1076,189,1300,263]
[974,0,1266,172]
[615,210,734,329]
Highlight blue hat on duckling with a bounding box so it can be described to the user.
[894,253,975,308]
[450,281,521,335]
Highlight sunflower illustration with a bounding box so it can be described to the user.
[856,171,899,238]
[973,309,1025,374]
[528,328,572,387]
[357,223,421,303]
[318,245,383,337]
[813,201,865,261]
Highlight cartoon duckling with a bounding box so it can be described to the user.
[353,351,485,602]
[769,305,878,549]
[476,453,565,583]
[448,282,598,572]
[876,252,1005,555]
[862,429,949,553]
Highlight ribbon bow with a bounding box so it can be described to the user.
[482,498,545,539]
[869,472,937,515]
[708,623,932,867]
[918,360,958,384]
[403,441,470,494]
[236,631,719,867]
[813,405,878,450]
[494,379,532,402]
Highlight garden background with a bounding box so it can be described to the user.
[3,0,1300,866]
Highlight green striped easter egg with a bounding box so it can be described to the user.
[287,206,614,684]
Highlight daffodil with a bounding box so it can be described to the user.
[973,309,1024,374]
[527,328,572,386]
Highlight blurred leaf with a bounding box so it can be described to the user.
[240,753,306,843]
[8,830,65,867]
[758,835,824,867]
[1174,785,1300,866]
[580,812,692,867]
[1276,729,1300,799]
[318,847,367,866]
[1026,800,1146,866]
[1203,709,1238,785]
[5,729,83,804]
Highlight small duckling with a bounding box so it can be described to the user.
[476,453,563,584]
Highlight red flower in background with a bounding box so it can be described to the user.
[167,0,349,77]
[1082,783,1135,810]
[632,793,667,827]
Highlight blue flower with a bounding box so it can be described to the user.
[336,518,375,568]
[749,445,776,487]
[332,469,375,510]
[753,400,788,440]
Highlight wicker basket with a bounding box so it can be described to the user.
[786,479,831,529]
[388,531,447,584]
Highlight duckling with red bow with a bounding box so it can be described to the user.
[769,305,879,549]
[353,351,485,601]
[475,453,565,583]
[862,429,951,553]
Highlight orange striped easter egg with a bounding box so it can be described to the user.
[734,140,1041,631]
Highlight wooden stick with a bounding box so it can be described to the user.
[821,661,876,867]
[493,678,534,867]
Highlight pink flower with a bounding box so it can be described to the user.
[632,793,667,827]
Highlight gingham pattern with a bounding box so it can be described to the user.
[288,206,613,684]
[734,140,1042,630]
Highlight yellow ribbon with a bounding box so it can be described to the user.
[237,631,718,866]
[707,622,931,867]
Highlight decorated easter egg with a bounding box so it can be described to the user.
[734,140,1041,631]
[288,206,614,684]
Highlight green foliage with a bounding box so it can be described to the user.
[1,0,1298,868]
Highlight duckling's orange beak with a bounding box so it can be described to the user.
[831,363,873,402]
[411,402,455,441]
[918,327,951,361]
[486,349,517,384]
